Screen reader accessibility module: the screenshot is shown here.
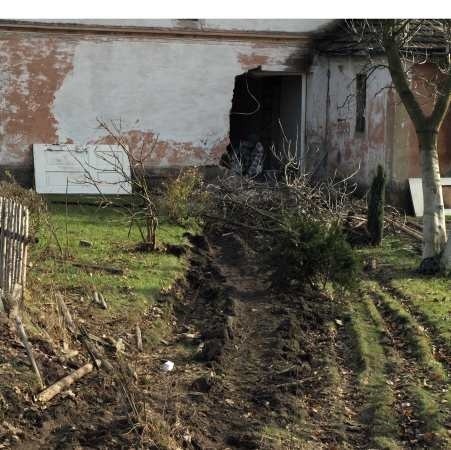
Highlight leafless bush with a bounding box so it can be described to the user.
[203,150,361,290]
[73,119,159,251]
[205,166,358,240]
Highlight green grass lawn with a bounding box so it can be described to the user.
[356,234,451,352]
[27,199,193,338]
[353,234,450,447]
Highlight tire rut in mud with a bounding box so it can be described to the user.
[368,290,449,449]
[377,278,451,371]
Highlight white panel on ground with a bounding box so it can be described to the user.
[408,177,451,217]
[33,144,132,194]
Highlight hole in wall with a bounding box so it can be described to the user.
[221,69,303,177]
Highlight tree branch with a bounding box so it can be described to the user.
[383,36,426,129]
[429,71,451,129]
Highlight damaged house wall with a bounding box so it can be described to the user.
[305,55,392,187]
[0,20,329,183]
[306,54,451,208]
[2,18,446,210]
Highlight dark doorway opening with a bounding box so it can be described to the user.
[228,70,303,175]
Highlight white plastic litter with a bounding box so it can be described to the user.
[161,360,175,372]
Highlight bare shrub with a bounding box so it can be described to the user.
[204,149,360,291]
[73,119,160,251]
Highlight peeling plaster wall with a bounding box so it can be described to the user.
[0,29,311,173]
[306,55,392,190]
[0,33,76,166]
[306,55,451,207]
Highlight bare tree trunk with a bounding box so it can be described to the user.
[383,33,451,268]
[144,205,158,251]
[419,132,447,259]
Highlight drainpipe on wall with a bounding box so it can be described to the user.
[300,72,307,173]
[324,59,331,176]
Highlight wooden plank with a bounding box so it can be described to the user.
[21,207,29,295]
[9,199,16,292]
[1,199,7,292]
[5,200,13,293]
[16,205,23,285]
[10,201,15,288]
[11,202,19,288]
[0,198,4,291]
[37,363,95,403]
[12,201,19,289]
[17,205,25,286]
[17,204,24,286]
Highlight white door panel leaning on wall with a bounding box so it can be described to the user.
[409,177,451,217]
[33,144,132,194]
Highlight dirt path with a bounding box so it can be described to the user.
[140,232,371,449]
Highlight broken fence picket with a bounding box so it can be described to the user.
[0,197,30,310]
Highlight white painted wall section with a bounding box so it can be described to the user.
[52,38,304,166]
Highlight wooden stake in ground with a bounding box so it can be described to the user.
[56,293,77,334]
[37,362,97,403]
[56,294,114,373]
[136,324,143,352]
[15,315,45,391]
[98,293,107,310]
[6,283,44,390]
[21,207,29,299]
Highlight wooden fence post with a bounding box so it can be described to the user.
[0,198,30,312]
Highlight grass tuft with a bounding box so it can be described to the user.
[345,297,401,449]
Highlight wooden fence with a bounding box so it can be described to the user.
[0,197,30,303]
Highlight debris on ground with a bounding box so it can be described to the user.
[161,360,175,372]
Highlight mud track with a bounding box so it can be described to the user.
[142,231,368,449]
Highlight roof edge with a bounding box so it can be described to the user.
[0,20,318,42]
